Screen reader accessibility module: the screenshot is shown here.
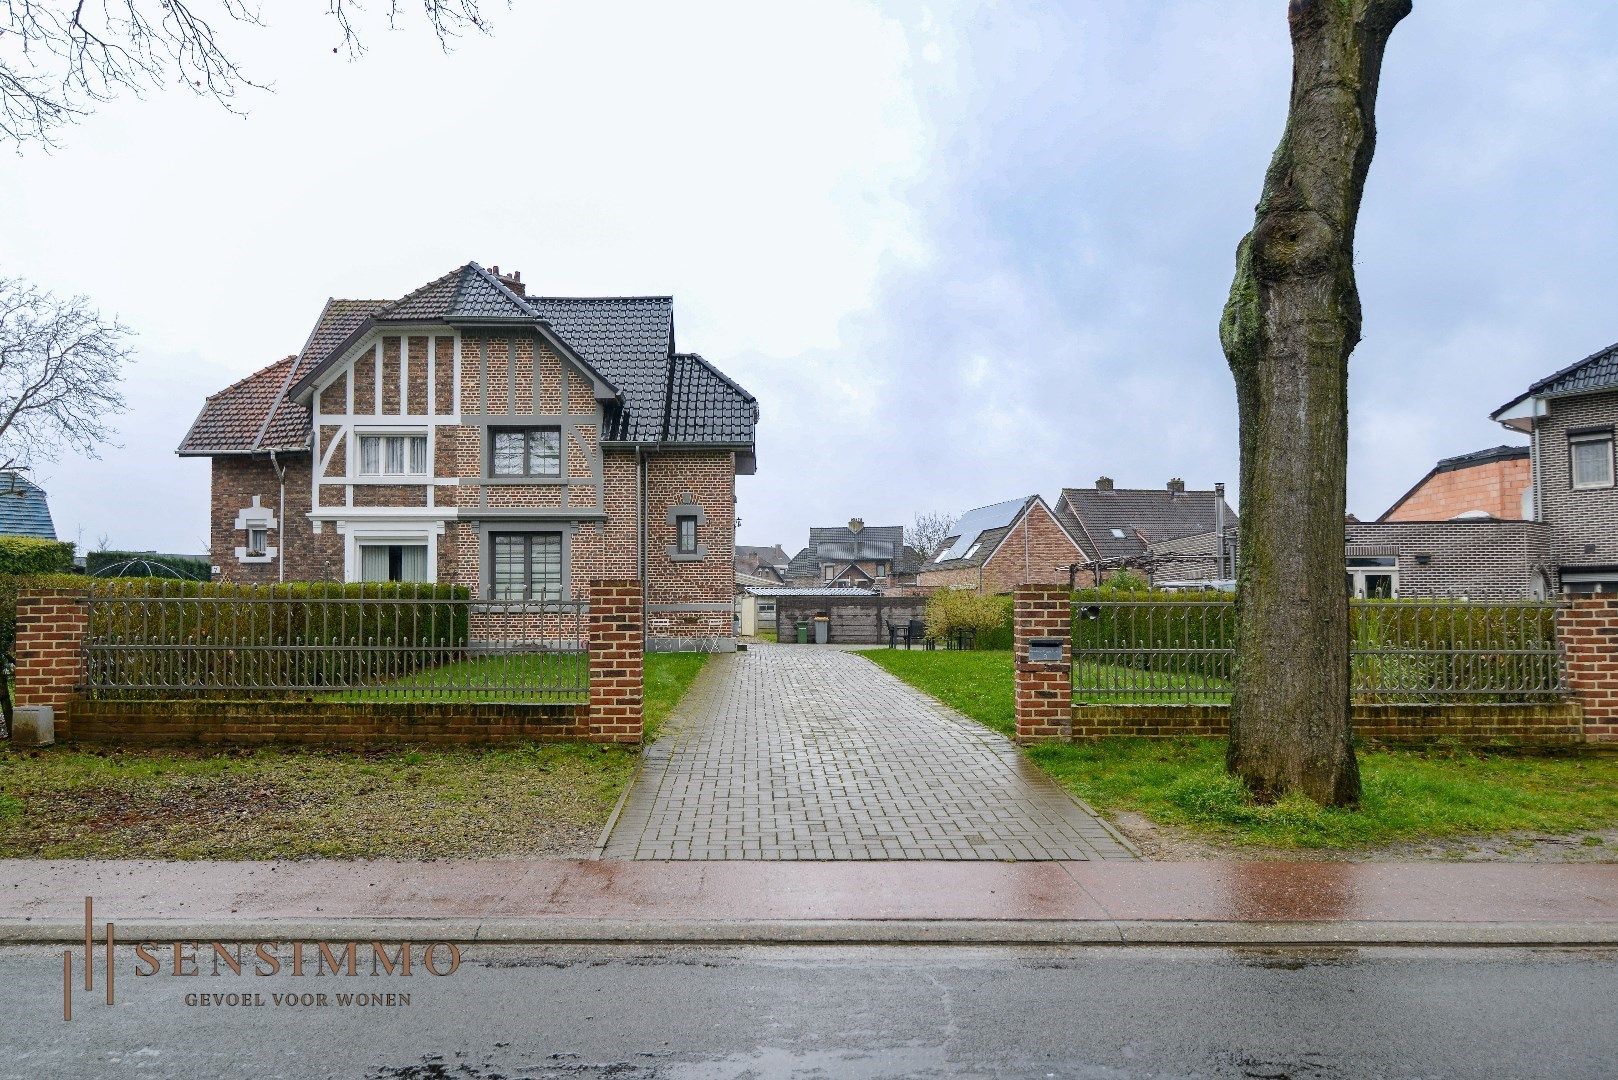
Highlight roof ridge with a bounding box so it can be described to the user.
[459,262,540,317]
[1527,339,1618,394]
[529,294,674,303]
[676,351,758,406]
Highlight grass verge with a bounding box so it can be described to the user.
[862,648,1618,852]
[644,652,709,741]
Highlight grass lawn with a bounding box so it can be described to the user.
[643,652,709,741]
[0,652,710,860]
[862,648,1618,853]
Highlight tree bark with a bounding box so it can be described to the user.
[1221,0,1410,806]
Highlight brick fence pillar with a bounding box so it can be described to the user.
[588,578,644,744]
[1559,594,1618,744]
[12,588,90,741]
[1014,585,1072,744]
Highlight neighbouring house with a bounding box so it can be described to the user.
[1493,339,1618,594]
[178,261,758,650]
[1053,478,1238,586]
[1379,444,1532,522]
[783,519,922,588]
[734,572,786,637]
[915,495,1084,593]
[735,544,788,583]
[0,471,56,540]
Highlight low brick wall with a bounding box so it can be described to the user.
[1070,701,1587,746]
[70,699,590,747]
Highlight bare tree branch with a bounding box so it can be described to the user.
[1,1,504,148]
[0,276,131,470]
[905,511,958,562]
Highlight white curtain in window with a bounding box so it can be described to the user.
[359,545,390,581]
[384,436,406,474]
[359,437,380,475]
[1572,437,1613,487]
[409,436,428,474]
[399,545,429,582]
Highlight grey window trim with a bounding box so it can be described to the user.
[665,495,708,563]
[489,425,563,479]
[477,521,573,600]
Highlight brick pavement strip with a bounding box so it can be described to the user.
[603,645,1136,860]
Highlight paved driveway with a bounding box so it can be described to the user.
[602,645,1135,860]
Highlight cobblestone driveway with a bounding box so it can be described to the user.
[602,645,1135,860]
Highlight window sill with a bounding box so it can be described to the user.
[668,545,708,563]
[353,474,433,484]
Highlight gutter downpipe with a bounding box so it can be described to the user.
[269,449,288,583]
[637,445,649,646]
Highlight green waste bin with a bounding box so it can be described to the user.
[795,621,810,644]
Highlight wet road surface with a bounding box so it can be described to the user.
[1,943,1614,1078]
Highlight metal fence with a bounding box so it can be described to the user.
[1071,597,1565,704]
[82,585,589,703]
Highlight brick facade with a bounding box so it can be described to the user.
[1345,520,1550,600]
[917,500,1084,593]
[1535,390,1618,581]
[1560,594,1618,743]
[1382,452,1531,522]
[1013,585,1072,743]
[207,327,741,650]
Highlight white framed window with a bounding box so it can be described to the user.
[1346,556,1398,599]
[1569,430,1614,490]
[358,433,428,477]
[358,543,430,583]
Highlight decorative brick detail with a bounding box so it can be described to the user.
[1014,585,1072,743]
[12,588,90,739]
[589,578,645,744]
[1560,595,1618,743]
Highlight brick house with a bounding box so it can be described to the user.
[783,520,922,587]
[1052,478,1238,587]
[915,495,1084,592]
[178,262,757,650]
[1494,339,1618,594]
[1379,445,1532,522]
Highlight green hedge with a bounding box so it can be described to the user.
[0,537,75,575]
[1069,590,1561,702]
[87,550,210,581]
[925,590,1013,648]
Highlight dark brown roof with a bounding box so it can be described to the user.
[1058,485,1237,563]
[176,356,298,456]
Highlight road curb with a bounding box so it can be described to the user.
[3,917,1616,947]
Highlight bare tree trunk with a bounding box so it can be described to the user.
[1221,0,1410,806]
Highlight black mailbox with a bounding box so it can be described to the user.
[1027,638,1065,663]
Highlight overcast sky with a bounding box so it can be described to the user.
[7,1,1618,555]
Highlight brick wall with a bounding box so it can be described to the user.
[1384,454,1531,522]
[1013,585,1072,742]
[12,588,88,740]
[1345,520,1550,600]
[1561,594,1618,743]
[71,700,590,746]
[1069,701,1586,746]
[588,578,645,743]
[1537,390,1618,575]
[210,454,342,583]
[643,450,737,647]
[980,501,1084,594]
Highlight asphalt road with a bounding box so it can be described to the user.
[0,943,1613,1078]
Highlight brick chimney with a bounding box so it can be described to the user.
[1167,477,1186,495]
[1095,476,1113,491]
[492,266,526,296]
